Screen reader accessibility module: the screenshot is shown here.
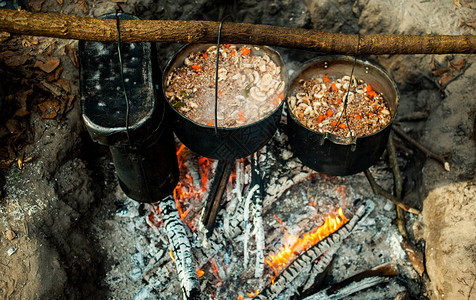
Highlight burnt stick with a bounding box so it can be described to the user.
[159,195,201,300]
[303,263,398,300]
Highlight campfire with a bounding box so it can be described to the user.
[139,131,401,299]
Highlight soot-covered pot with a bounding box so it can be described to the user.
[163,44,287,161]
[286,56,399,176]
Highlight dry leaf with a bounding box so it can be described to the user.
[39,80,63,97]
[451,58,467,72]
[65,44,79,68]
[35,57,61,73]
[432,67,451,77]
[401,241,425,276]
[0,50,28,67]
[53,79,71,93]
[38,99,60,119]
[46,65,64,82]
[28,0,45,12]
[13,89,33,117]
[67,94,75,110]
[5,119,20,134]
[439,72,455,86]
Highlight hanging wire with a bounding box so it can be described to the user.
[331,34,361,140]
[116,5,132,146]
[214,15,234,136]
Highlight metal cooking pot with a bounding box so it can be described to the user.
[80,12,179,203]
[162,44,287,160]
[285,56,399,176]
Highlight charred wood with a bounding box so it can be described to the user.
[276,250,337,300]
[256,200,375,299]
[159,195,201,300]
[201,159,233,237]
[252,152,265,278]
[303,263,398,300]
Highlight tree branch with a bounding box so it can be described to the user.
[0,9,475,54]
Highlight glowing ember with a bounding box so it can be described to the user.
[246,289,261,297]
[197,269,205,278]
[265,207,349,283]
[169,250,176,263]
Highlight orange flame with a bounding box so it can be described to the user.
[169,250,176,263]
[197,269,205,278]
[246,289,261,298]
[210,258,223,285]
[265,207,349,283]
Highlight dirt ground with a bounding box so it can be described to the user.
[0,0,475,299]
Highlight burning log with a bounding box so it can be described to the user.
[158,195,201,300]
[201,160,233,237]
[0,10,475,54]
[275,246,338,299]
[303,263,398,300]
[255,200,375,299]
[252,152,265,278]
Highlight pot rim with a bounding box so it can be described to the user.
[287,55,399,145]
[162,43,288,131]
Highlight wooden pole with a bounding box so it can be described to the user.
[0,9,475,54]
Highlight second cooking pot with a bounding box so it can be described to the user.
[286,56,399,176]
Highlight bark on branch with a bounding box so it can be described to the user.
[0,9,475,54]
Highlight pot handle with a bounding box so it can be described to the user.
[213,15,235,136]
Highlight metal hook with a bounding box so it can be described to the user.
[115,5,132,146]
[214,15,235,136]
[330,33,360,150]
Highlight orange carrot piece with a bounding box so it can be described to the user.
[225,44,230,48]
[326,109,334,117]
[191,64,202,71]
[366,84,377,97]
[203,52,208,59]
[317,115,325,123]
[337,98,342,104]
[239,111,247,121]
[241,47,251,55]
[230,50,236,57]
[331,82,338,91]
[338,123,347,129]
[323,76,331,82]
